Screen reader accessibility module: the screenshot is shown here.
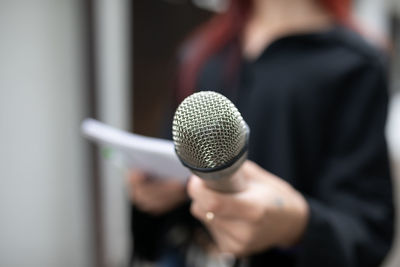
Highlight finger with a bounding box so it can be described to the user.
[191,196,265,257]
[187,175,235,212]
[134,198,166,215]
[188,175,254,219]
[242,161,275,183]
[190,200,210,223]
[208,226,241,255]
[128,170,148,186]
[244,161,290,190]
[190,201,244,249]
[205,216,252,257]
[239,161,292,210]
[132,186,164,212]
[188,167,287,221]
[138,179,183,199]
[190,199,249,240]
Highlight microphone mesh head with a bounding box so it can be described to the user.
[172,91,248,169]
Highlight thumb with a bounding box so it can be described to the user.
[128,170,147,186]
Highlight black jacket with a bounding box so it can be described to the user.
[132,25,394,267]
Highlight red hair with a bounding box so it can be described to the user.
[176,0,353,103]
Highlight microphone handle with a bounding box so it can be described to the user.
[203,171,245,193]
[191,151,247,193]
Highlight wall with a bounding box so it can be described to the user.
[0,1,92,266]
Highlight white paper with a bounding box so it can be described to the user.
[81,118,191,183]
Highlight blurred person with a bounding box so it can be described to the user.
[128,0,394,266]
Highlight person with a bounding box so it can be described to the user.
[128,0,395,266]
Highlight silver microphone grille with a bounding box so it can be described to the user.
[172,91,248,169]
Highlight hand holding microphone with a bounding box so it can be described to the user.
[187,161,309,256]
[173,91,309,256]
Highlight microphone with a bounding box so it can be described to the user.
[172,91,249,193]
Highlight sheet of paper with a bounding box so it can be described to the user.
[81,118,191,183]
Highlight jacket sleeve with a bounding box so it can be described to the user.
[131,202,194,261]
[297,59,395,267]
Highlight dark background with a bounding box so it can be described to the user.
[133,0,211,136]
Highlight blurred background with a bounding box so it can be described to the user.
[0,0,399,266]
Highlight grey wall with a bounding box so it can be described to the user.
[0,1,93,266]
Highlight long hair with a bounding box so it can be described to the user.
[176,0,353,103]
